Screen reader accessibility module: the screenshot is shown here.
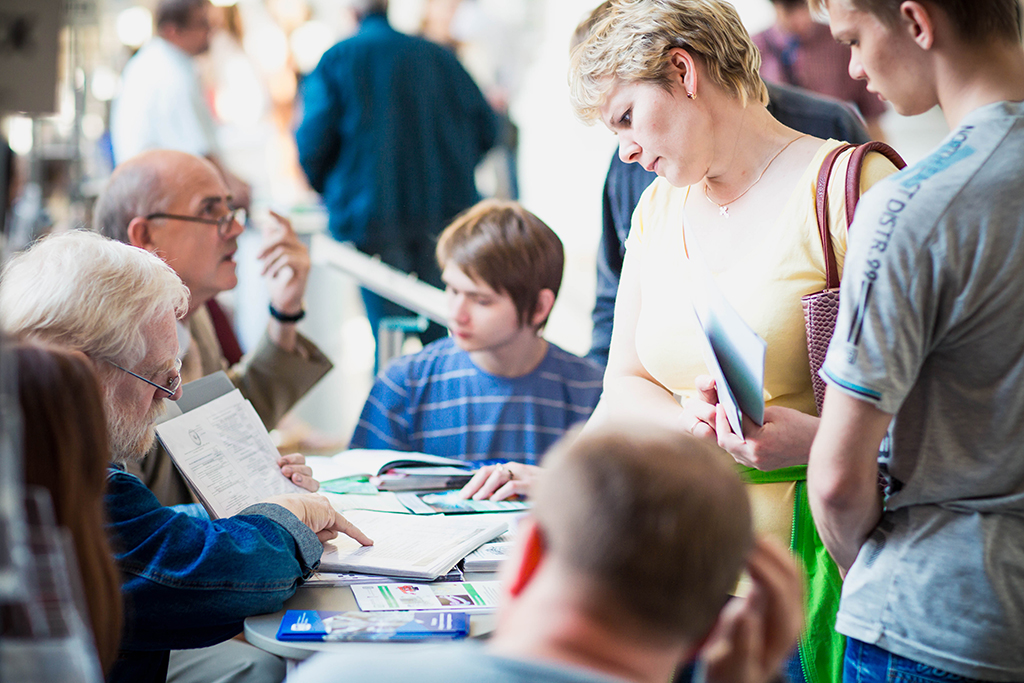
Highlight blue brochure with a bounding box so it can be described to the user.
[276,610,470,642]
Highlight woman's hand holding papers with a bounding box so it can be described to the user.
[700,538,804,683]
[687,375,819,470]
[278,453,319,491]
[714,405,819,470]
[265,494,374,546]
[459,462,540,501]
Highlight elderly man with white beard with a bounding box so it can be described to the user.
[0,230,371,683]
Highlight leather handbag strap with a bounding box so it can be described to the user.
[843,141,908,225]
[815,141,908,289]
[816,143,854,290]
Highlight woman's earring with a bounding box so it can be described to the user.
[686,91,696,100]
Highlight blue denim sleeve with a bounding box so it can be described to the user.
[106,468,320,650]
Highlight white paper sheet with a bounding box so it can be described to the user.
[155,390,304,518]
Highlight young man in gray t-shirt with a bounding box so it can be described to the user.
[807,1,1024,681]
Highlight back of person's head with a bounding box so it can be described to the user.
[15,342,122,673]
[531,423,753,644]
[569,0,769,123]
[436,199,564,328]
[771,0,808,7]
[809,0,1021,43]
[342,0,389,19]
[0,231,189,369]
[94,153,174,245]
[156,0,208,29]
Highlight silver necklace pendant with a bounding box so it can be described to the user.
[719,205,730,218]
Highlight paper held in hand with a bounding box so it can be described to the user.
[155,388,306,519]
[688,252,766,439]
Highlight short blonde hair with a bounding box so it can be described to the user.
[0,231,189,367]
[569,0,769,123]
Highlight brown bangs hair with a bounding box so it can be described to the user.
[436,199,564,328]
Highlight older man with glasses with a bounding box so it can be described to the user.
[94,149,334,512]
[0,231,371,683]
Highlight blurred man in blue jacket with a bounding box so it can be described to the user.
[296,0,497,360]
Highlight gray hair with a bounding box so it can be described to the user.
[94,161,173,244]
[0,231,189,367]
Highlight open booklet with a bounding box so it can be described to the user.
[319,510,507,580]
[311,449,474,492]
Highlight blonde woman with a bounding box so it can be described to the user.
[569,2,899,682]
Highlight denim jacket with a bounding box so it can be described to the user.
[104,466,322,683]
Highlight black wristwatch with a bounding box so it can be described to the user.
[268,304,306,323]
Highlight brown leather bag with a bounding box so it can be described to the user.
[803,141,906,415]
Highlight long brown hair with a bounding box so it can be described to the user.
[15,343,123,672]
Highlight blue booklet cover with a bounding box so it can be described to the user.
[276,610,470,642]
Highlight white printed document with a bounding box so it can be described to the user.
[155,389,305,519]
[320,510,506,580]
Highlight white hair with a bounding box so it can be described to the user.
[0,230,189,367]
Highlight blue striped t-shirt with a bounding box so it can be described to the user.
[349,338,604,464]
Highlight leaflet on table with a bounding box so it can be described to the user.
[688,250,766,439]
[276,610,470,642]
[155,389,304,519]
[396,490,531,515]
[319,510,506,580]
[352,581,501,613]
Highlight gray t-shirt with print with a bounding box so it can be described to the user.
[289,641,634,683]
[823,101,1024,681]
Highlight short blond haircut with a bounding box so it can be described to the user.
[532,422,752,643]
[569,0,769,123]
[0,231,189,367]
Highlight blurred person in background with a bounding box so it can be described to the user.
[15,342,123,675]
[296,0,497,367]
[111,0,252,209]
[753,0,887,141]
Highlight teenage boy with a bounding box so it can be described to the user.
[350,199,604,464]
[806,1,1024,681]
